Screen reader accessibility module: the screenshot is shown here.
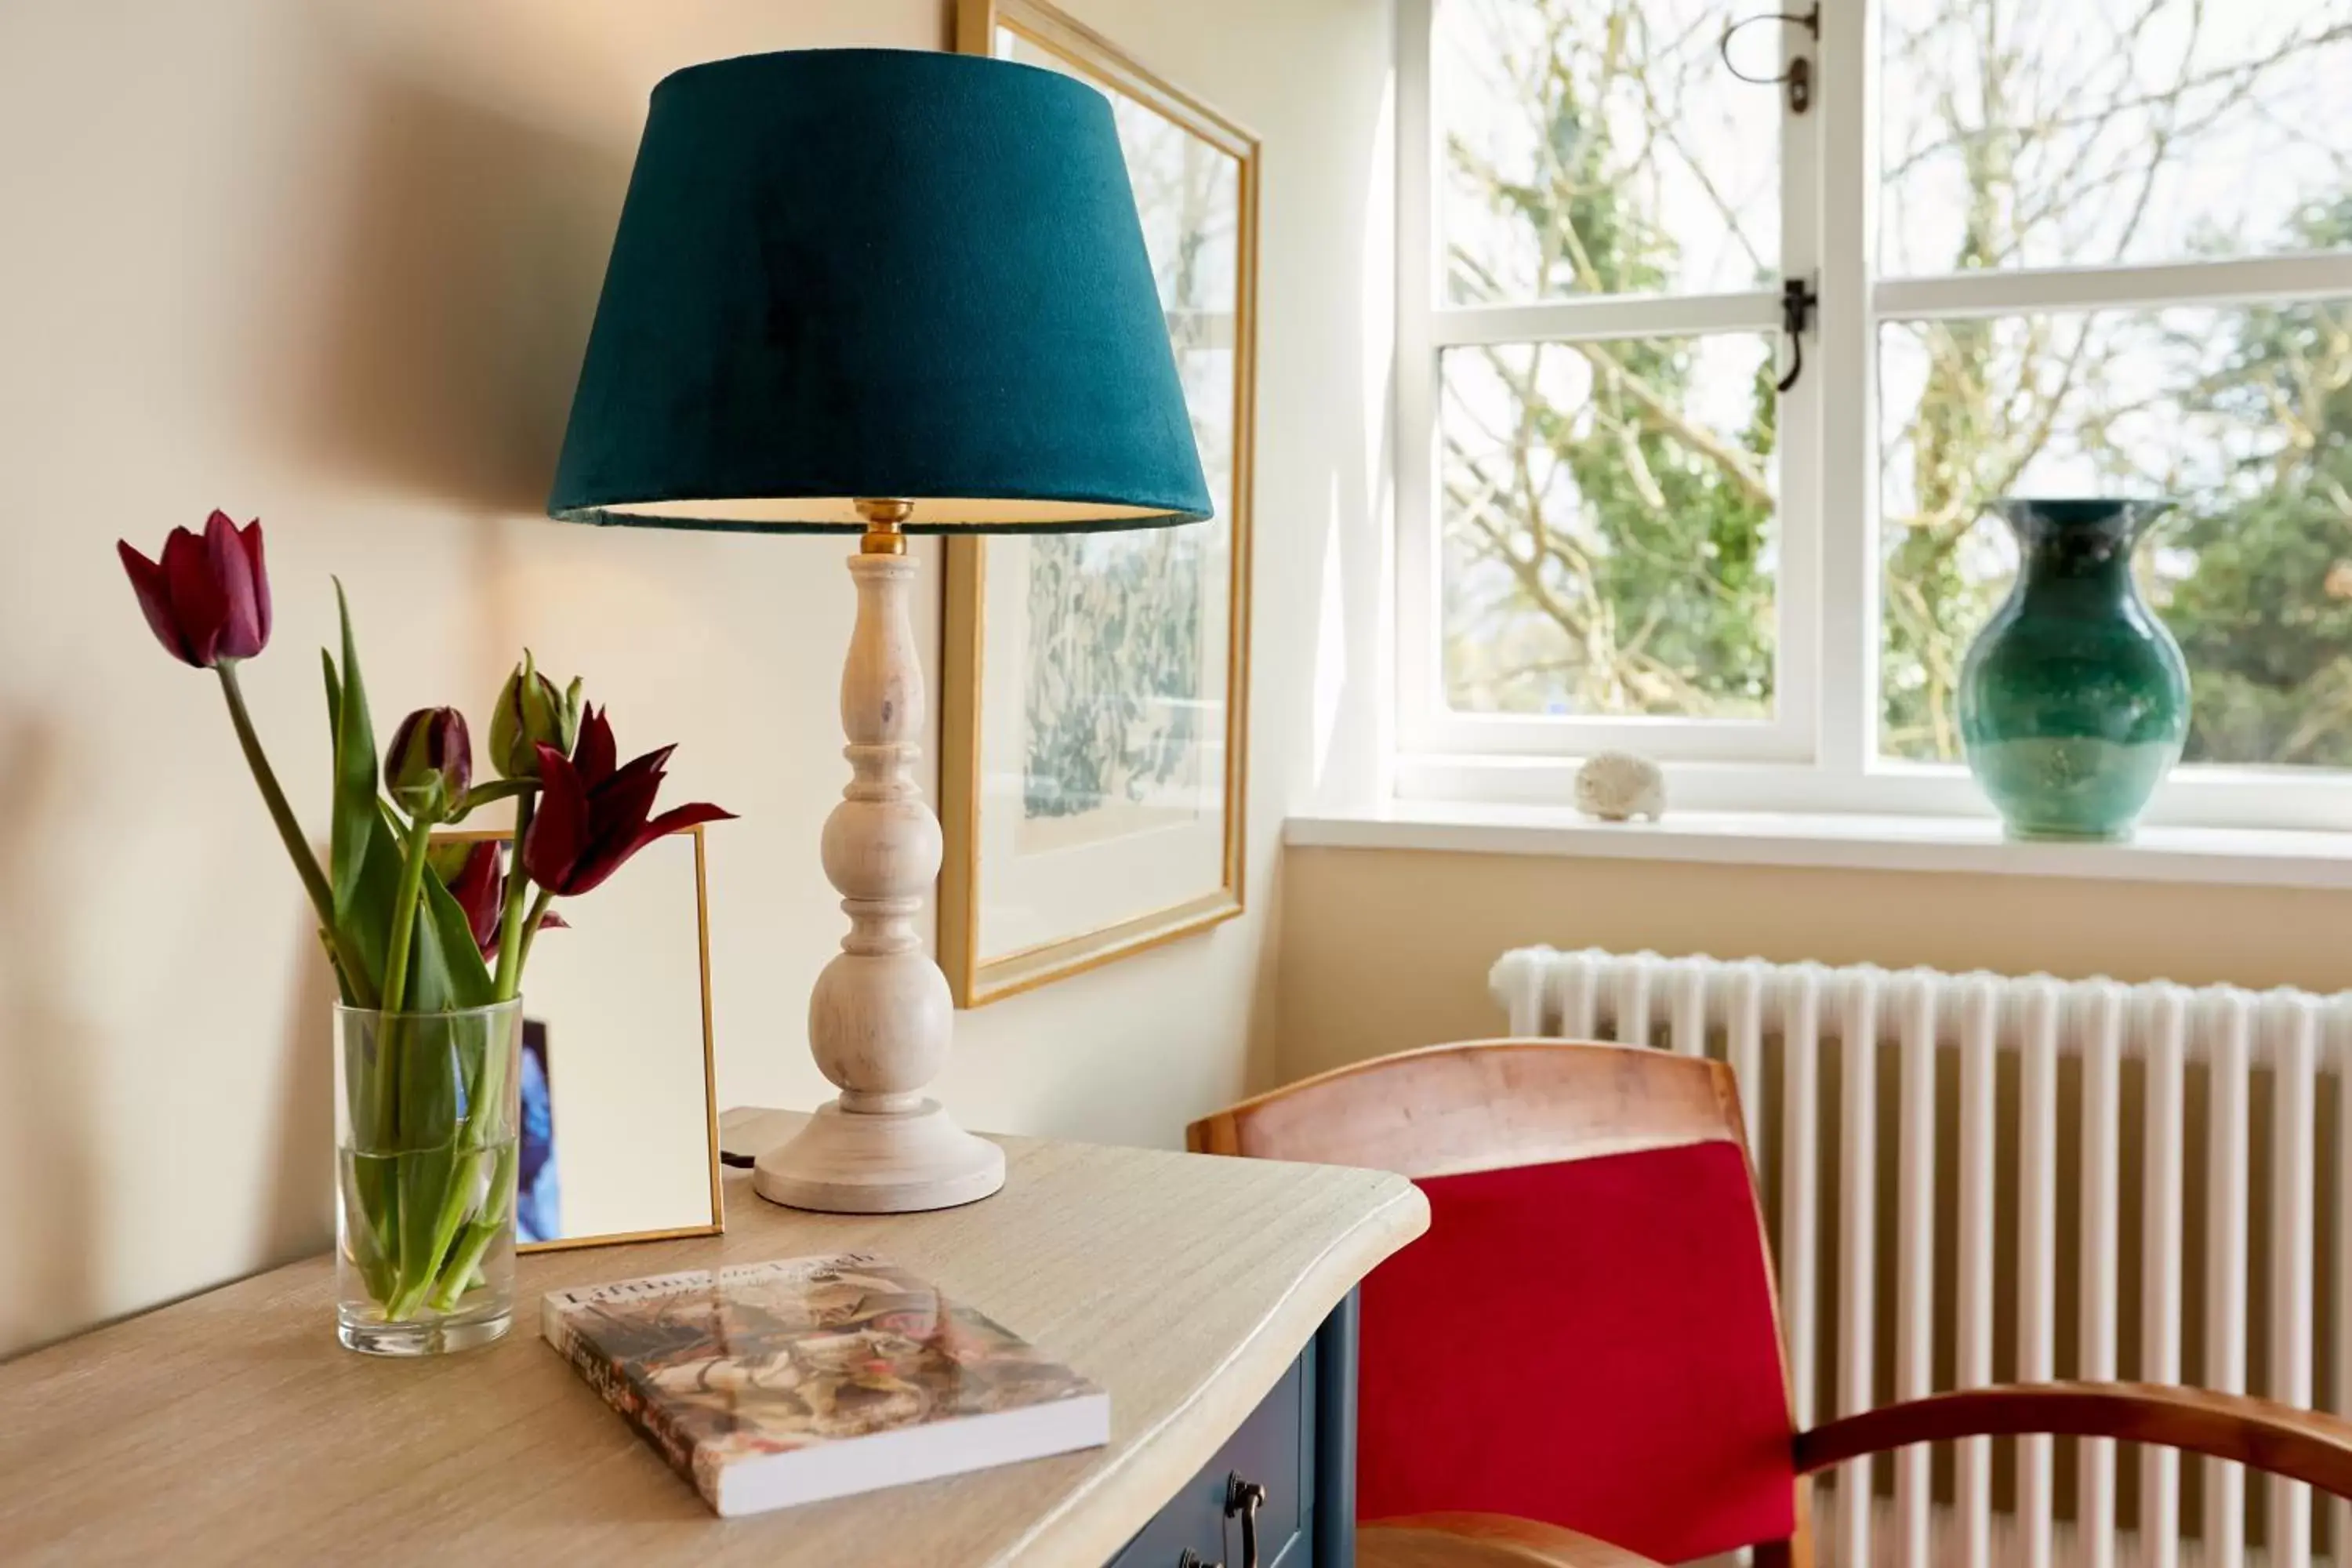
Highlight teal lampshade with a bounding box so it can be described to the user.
[546,48,1210,533]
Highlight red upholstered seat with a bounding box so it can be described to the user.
[1356,1142,1797,1564]
[1198,1038,2352,1568]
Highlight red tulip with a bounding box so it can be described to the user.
[432,840,564,960]
[521,706,733,897]
[118,510,270,667]
[435,840,505,953]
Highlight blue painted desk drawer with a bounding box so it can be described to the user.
[1105,1349,1312,1568]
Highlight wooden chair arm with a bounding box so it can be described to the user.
[1360,1514,1663,1567]
[1795,1383,2352,1497]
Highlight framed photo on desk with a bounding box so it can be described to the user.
[431,823,724,1251]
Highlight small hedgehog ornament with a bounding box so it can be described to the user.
[1573,750,1665,822]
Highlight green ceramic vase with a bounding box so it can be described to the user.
[1958,498,2187,842]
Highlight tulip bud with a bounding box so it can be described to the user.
[490,649,583,779]
[385,706,472,821]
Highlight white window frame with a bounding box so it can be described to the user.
[1393,0,2352,833]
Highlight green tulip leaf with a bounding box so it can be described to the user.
[340,806,484,1014]
[394,1051,462,1305]
[343,1163,397,1305]
[329,811,400,1002]
[321,648,343,738]
[414,856,496,1011]
[328,582,378,920]
[337,804,488,1010]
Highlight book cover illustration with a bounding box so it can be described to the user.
[543,1253,1105,1512]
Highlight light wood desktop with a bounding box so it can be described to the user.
[0,1108,1425,1566]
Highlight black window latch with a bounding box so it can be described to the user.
[1777,276,1820,394]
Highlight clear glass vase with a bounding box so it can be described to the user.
[333,998,524,1356]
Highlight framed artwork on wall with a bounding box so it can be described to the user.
[942,0,1259,1007]
[434,822,724,1250]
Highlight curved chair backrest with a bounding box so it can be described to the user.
[1189,1040,1799,1564]
[1189,1037,1751,1175]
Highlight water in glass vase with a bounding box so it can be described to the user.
[334,999,524,1355]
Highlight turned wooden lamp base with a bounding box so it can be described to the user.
[753,501,1008,1215]
[753,1099,1007,1213]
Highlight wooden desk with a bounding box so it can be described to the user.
[0,1109,1425,1566]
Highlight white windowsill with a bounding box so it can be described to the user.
[1286,802,2352,891]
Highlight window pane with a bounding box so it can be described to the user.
[1882,0,2352,276]
[1879,299,2352,768]
[1436,0,1779,303]
[1442,338,1778,717]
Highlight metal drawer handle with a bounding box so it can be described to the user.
[1176,1474,1269,1568]
[1227,1472,1268,1567]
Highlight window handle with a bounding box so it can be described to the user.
[1777,276,1820,394]
[1722,2,1822,115]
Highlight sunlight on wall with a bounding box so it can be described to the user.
[1313,482,1348,789]
[0,0,1396,1357]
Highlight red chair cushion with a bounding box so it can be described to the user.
[1356,1141,1797,1562]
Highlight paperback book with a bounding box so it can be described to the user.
[543,1253,1109,1517]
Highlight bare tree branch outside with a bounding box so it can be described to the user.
[1436,0,2352,767]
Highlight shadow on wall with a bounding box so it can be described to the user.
[0,727,343,1359]
[244,68,635,1265]
[284,68,624,514]
[261,887,342,1280]
[0,713,98,1355]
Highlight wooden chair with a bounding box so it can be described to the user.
[1187,1040,2352,1568]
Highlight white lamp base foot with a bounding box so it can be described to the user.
[752,1098,1007,1214]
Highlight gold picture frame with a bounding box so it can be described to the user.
[942,0,1259,1007]
[431,822,724,1253]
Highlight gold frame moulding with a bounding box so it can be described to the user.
[942,0,1260,1007]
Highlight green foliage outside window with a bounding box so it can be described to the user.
[1438,0,2352,768]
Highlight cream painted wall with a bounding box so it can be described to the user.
[0,0,1394,1356]
[1277,845,2352,1079]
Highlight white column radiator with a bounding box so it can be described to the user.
[1490,946,2352,1568]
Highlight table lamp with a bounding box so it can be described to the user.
[546,49,1209,1213]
